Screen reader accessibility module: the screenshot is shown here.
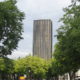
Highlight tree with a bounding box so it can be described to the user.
[0,57,14,80]
[53,0,80,79]
[47,57,67,80]
[46,59,58,80]
[0,0,24,57]
[14,56,49,80]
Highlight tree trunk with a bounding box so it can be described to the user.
[69,71,76,80]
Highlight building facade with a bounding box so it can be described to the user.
[33,19,52,60]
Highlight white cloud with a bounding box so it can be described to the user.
[17,0,71,14]
[17,33,32,53]
[0,0,71,59]
[22,33,32,39]
[0,0,4,1]
[8,50,31,59]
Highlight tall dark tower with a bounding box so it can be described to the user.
[33,19,52,60]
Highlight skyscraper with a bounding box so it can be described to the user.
[33,19,52,60]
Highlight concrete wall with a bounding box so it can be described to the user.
[33,19,52,60]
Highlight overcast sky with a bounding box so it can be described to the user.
[0,0,71,59]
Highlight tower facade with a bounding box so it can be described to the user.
[33,19,52,60]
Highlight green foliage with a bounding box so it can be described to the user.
[53,0,80,76]
[14,58,26,74]
[0,0,24,57]
[14,56,49,79]
[0,56,50,79]
[0,58,6,71]
[0,57,14,73]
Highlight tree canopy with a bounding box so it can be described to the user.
[52,0,80,79]
[14,56,49,79]
[0,0,24,57]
